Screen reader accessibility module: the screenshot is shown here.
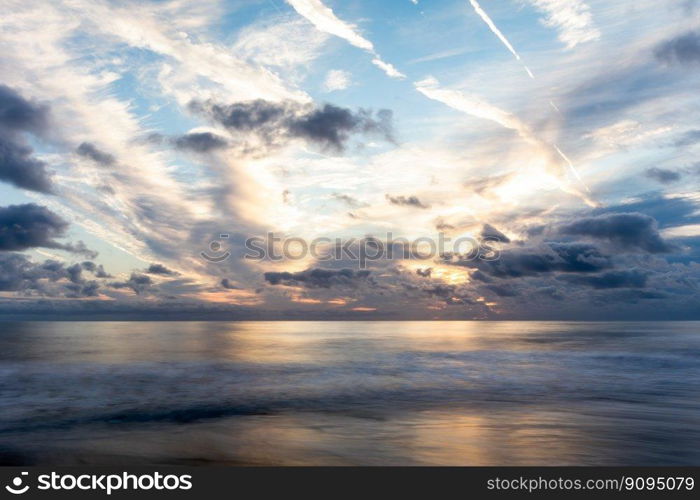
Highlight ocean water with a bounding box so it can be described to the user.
[0,321,698,465]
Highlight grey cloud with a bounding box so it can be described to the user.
[449,242,611,278]
[0,85,48,133]
[173,132,229,153]
[673,129,700,147]
[386,194,430,209]
[109,273,153,295]
[485,284,519,297]
[76,142,115,166]
[0,204,68,252]
[145,263,179,276]
[481,224,510,243]
[190,99,394,153]
[0,136,54,193]
[655,31,700,65]
[645,167,681,184]
[559,269,648,289]
[264,268,372,288]
[221,278,240,290]
[0,253,102,297]
[81,261,112,278]
[332,193,366,208]
[416,267,432,277]
[0,85,53,193]
[558,212,673,253]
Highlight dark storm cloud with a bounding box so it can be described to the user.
[0,203,97,257]
[558,212,673,253]
[385,194,430,209]
[189,99,394,153]
[220,278,240,290]
[0,204,67,251]
[109,273,153,295]
[480,224,510,243]
[0,85,48,133]
[485,284,519,297]
[0,136,54,193]
[145,263,179,276]
[559,269,648,289]
[264,268,372,288]
[654,31,700,65]
[449,242,611,278]
[75,142,115,166]
[173,132,229,153]
[645,167,681,184]
[0,85,53,193]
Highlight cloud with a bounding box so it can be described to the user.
[0,136,54,193]
[145,263,179,276]
[173,132,229,153]
[386,194,430,209]
[81,261,111,278]
[0,84,48,133]
[481,223,510,243]
[0,85,53,193]
[448,242,611,278]
[190,99,394,153]
[264,268,372,288]
[525,0,600,49]
[1,204,65,252]
[0,253,101,297]
[655,31,700,65]
[220,278,240,290]
[75,142,115,166]
[559,269,648,289]
[285,0,405,78]
[332,193,366,208]
[323,69,352,92]
[415,77,594,205]
[467,0,534,78]
[110,273,153,295]
[558,212,673,253]
[673,129,700,147]
[645,167,681,184]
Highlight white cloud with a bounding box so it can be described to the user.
[233,17,329,71]
[323,69,352,92]
[525,0,601,49]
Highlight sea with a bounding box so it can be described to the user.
[0,321,698,465]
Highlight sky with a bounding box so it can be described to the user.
[1,0,700,320]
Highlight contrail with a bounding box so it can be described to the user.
[554,144,589,193]
[468,0,534,79]
[286,0,405,79]
[415,77,597,206]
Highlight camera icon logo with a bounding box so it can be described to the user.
[5,472,29,495]
[201,234,231,263]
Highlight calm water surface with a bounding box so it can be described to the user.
[0,321,698,465]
